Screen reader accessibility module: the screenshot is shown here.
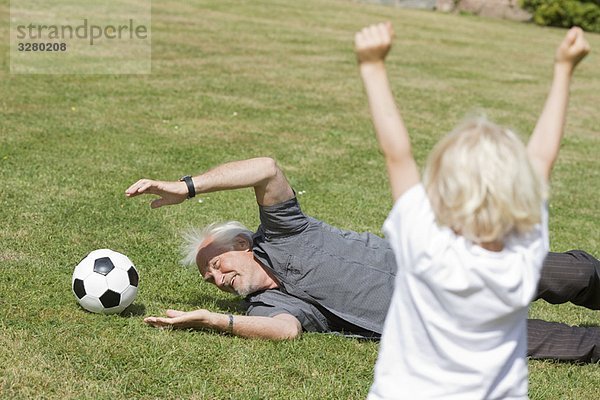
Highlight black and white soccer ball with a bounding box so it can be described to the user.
[72,249,139,314]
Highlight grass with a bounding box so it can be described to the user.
[0,0,598,398]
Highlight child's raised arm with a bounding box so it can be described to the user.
[527,27,590,183]
[355,22,419,201]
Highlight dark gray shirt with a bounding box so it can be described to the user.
[245,196,397,337]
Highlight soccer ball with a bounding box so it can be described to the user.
[72,249,139,314]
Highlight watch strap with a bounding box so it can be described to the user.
[179,175,196,198]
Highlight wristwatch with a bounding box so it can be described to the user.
[179,175,196,199]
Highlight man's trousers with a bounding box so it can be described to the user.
[529,250,600,363]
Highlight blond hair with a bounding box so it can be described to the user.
[423,117,545,244]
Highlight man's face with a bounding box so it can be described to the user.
[195,237,262,297]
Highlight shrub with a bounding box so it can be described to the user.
[521,0,600,32]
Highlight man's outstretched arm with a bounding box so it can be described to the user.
[125,157,295,207]
[144,309,302,340]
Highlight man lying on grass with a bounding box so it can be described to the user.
[126,157,600,363]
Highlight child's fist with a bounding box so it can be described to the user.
[556,27,590,69]
[355,22,394,64]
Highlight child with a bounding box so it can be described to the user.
[355,23,590,399]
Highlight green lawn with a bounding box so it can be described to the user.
[1,0,598,398]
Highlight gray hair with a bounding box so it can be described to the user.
[180,221,254,267]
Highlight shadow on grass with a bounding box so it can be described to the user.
[120,303,146,317]
[530,357,599,365]
[183,293,247,314]
[151,292,247,315]
[580,323,600,328]
[215,298,247,314]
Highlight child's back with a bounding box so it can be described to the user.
[373,181,547,398]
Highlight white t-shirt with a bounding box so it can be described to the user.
[368,184,548,400]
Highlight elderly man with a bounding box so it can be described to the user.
[125,157,600,362]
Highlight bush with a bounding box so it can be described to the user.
[521,0,600,32]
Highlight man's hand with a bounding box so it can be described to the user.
[555,27,590,72]
[125,179,188,209]
[144,309,209,329]
[354,22,394,65]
